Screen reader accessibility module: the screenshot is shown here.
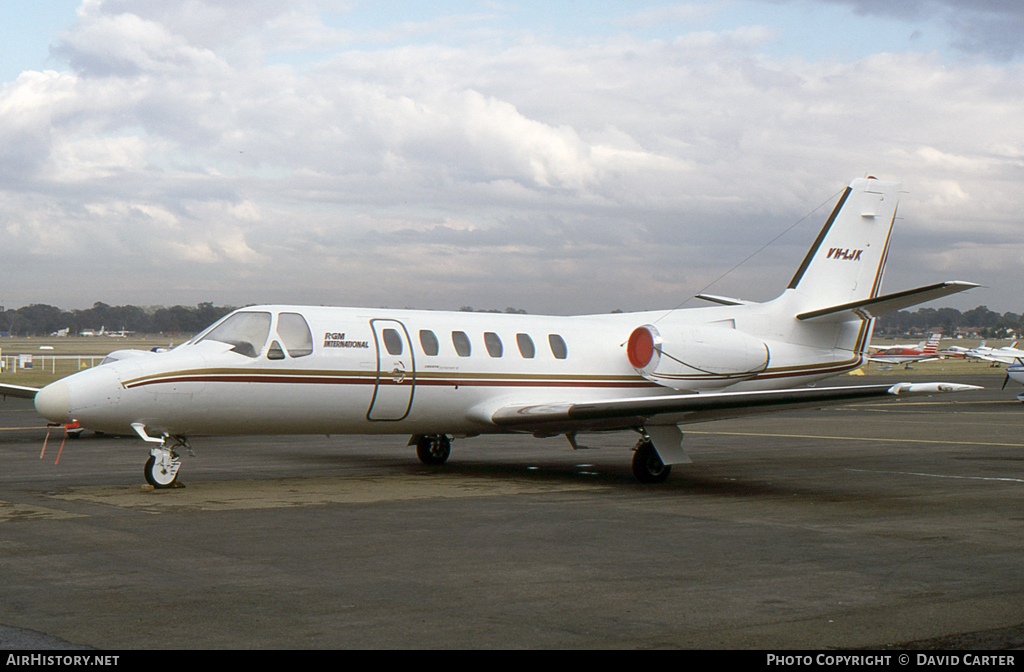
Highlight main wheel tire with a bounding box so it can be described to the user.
[144,454,179,488]
[632,441,671,484]
[416,435,451,465]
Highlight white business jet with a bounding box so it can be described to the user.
[16,177,981,487]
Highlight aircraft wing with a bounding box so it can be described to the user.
[867,356,939,364]
[0,383,39,400]
[485,383,979,435]
[979,353,1024,365]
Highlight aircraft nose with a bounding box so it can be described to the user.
[35,382,71,423]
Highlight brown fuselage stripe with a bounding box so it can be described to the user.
[123,357,865,391]
[125,374,659,389]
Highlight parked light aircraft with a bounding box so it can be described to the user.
[942,341,1023,366]
[8,177,983,487]
[869,333,942,368]
[975,342,1024,366]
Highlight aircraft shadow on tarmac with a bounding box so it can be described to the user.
[277,450,873,502]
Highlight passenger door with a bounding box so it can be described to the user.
[367,319,415,421]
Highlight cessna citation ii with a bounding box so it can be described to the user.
[18,177,982,487]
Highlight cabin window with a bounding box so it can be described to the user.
[452,331,471,357]
[277,312,313,357]
[382,328,403,355]
[484,332,503,358]
[516,333,535,359]
[548,334,568,360]
[267,340,285,360]
[419,330,439,356]
[198,311,272,358]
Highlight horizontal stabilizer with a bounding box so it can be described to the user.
[0,383,39,400]
[487,382,981,434]
[796,281,979,322]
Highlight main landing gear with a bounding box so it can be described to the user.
[632,437,672,484]
[414,434,451,465]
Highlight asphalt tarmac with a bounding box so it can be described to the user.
[1,373,1022,650]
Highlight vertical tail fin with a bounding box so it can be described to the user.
[787,177,900,311]
[922,333,941,354]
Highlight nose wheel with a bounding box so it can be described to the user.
[144,447,182,488]
[132,425,190,488]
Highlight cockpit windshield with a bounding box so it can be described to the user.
[197,311,272,358]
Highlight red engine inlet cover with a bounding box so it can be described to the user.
[627,326,656,369]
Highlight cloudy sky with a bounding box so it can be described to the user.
[1,0,1022,315]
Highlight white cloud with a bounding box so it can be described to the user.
[0,1,1022,313]
[786,0,1024,61]
[615,3,721,29]
[56,9,226,77]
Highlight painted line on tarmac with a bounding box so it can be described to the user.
[683,430,1024,448]
[847,468,1024,485]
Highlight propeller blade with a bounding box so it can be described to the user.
[1002,374,1010,390]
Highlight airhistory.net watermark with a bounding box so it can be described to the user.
[6,656,118,667]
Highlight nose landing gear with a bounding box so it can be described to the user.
[132,423,191,489]
[145,448,182,488]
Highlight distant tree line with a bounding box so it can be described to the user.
[458,306,528,314]
[876,306,1022,339]
[0,302,235,337]
[0,301,1018,339]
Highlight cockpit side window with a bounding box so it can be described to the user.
[197,311,272,358]
[277,312,314,358]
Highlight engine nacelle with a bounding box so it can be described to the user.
[627,323,770,390]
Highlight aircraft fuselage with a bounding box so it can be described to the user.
[35,298,868,439]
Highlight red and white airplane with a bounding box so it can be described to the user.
[12,177,981,486]
[868,333,942,368]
